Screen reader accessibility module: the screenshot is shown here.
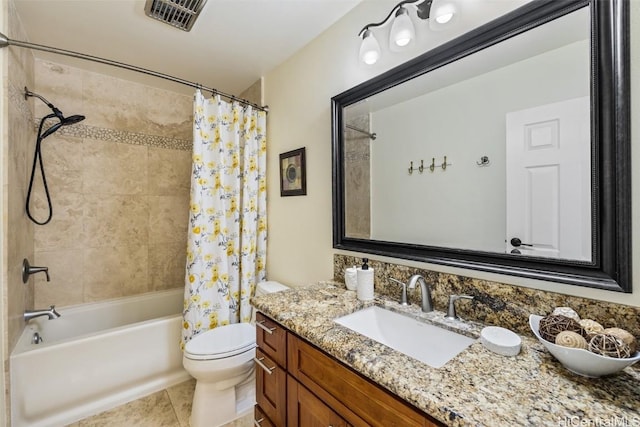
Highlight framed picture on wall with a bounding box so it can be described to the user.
[280,147,307,196]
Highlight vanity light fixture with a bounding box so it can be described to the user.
[358,0,458,65]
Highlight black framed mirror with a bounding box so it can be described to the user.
[331,0,631,292]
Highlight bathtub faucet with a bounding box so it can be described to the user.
[24,305,61,322]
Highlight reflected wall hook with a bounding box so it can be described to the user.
[429,158,435,172]
[408,161,414,174]
[476,156,490,167]
[418,159,424,173]
[441,155,449,171]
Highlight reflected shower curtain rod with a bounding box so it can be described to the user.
[345,124,376,140]
[0,32,268,112]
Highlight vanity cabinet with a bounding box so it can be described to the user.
[254,312,444,427]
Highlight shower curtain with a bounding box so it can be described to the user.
[182,90,267,347]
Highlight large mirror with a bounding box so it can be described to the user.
[332,0,631,292]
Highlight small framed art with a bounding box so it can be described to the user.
[280,147,306,196]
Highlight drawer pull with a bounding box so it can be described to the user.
[254,357,276,374]
[254,417,264,426]
[256,320,276,334]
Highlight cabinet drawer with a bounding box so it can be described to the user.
[255,348,287,426]
[288,334,443,427]
[256,312,287,368]
[287,375,350,427]
[254,405,276,427]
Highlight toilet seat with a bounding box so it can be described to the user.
[184,323,256,361]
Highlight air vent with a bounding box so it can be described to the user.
[144,0,208,32]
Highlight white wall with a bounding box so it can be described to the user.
[370,40,589,252]
[264,0,640,307]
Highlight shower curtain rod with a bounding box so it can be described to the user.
[0,32,268,112]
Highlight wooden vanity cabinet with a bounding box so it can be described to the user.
[254,312,444,427]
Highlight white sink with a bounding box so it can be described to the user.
[334,306,476,368]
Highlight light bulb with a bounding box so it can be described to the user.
[359,30,381,65]
[390,7,415,47]
[430,0,457,31]
[436,12,453,24]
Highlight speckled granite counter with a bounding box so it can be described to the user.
[251,282,640,427]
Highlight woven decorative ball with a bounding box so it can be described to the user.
[555,331,587,349]
[579,319,605,336]
[552,307,580,322]
[588,334,632,358]
[603,328,638,354]
[538,315,584,343]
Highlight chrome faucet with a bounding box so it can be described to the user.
[445,295,474,320]
[24,305,61,322]
[407,274,433,312]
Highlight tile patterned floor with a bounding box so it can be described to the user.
[66,379,253,427]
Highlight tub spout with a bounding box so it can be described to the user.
[24,305,61,322]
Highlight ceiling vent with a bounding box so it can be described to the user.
[144,0,208,32]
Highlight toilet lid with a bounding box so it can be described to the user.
[184,323,255,360]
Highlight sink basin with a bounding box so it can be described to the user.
[334,306,476,368]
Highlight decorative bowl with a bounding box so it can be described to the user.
[529,314,640,377]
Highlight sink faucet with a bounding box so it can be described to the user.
[407,274,433,312]
[24,305,61,322]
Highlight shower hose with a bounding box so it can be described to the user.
[25,115,56,225]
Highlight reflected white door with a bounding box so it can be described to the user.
[505,97,591,261]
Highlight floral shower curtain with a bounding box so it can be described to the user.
[182,90,267,347]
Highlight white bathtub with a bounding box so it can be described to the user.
[10,289,191,427]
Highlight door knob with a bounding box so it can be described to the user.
[510,238,533,248]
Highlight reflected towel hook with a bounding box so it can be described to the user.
[418,159,424,173]
[476,156,491,167]
[429,158,435,172]
[408,161,414,174]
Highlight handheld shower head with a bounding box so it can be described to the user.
[63,115,86,125]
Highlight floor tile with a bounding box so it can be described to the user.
[166,378,196,427]
[66,390,180,427]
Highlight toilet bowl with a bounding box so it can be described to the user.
[183,280,289,427]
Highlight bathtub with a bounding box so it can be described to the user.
[10,289,191,427]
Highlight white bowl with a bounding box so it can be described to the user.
[529,314,640,378]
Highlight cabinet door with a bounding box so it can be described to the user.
[256,348,287,426]
[287,376,349,427]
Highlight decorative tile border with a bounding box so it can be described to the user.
[334,254,640,338]
[49,122,192,151]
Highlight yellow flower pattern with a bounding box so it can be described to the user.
[182,90,267,347]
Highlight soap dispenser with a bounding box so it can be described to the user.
[356,258,374,301]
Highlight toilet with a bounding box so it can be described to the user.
[183,280,289,427]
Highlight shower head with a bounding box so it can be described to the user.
[24,87,85,133]
[63,115,86,125]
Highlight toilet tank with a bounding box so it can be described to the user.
[255,281,289,297]
[251,281,289,323]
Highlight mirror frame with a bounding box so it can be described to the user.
[331,0,631,292]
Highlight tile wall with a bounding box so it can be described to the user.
[3,1,36,423]
[344,115,370,239]
[31,59,193,307]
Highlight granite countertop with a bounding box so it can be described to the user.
[251,282,640,427]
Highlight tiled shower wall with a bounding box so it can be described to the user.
[31,59,193,307]
[3,1,36,422]
[344,115,370,239]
